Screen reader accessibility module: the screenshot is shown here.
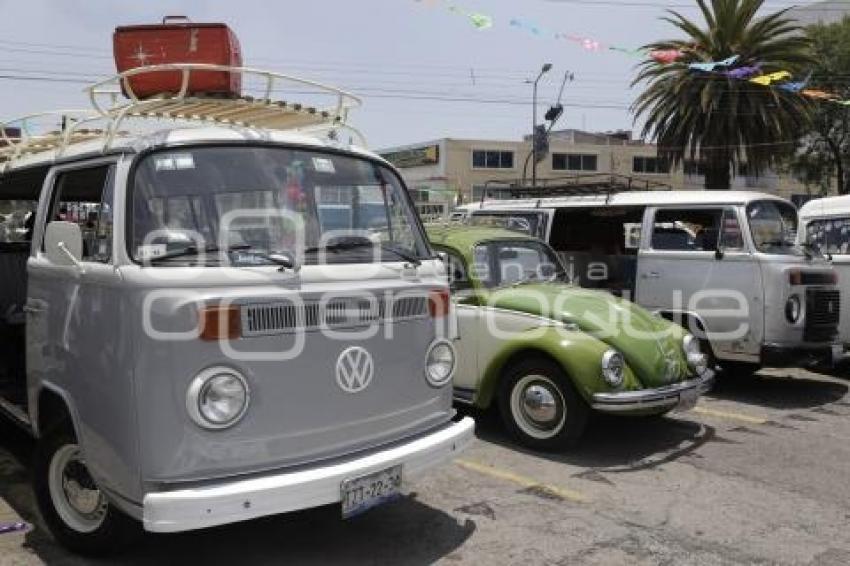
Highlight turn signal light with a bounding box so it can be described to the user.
[789,269,803,286]
[428,289,451,318]
[199,306,241,341]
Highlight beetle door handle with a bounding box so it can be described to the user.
[642,271,661,279]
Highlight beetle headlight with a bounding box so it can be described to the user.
[601,350,625,388]
[785,295,803,324]
[425,340,456,387]
[683,334,708,376]
[187,367,250,430]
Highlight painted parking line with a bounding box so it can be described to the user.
[454,459,587,503]
[692,406,767,425]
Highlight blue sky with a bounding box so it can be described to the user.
[0,0,820,149]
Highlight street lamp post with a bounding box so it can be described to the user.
[531,63,552,188]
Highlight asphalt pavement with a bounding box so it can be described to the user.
[1,367,849,565]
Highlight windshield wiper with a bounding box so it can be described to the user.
[145,244,252,264]
[304,239,421,266]
[145,244,297,270]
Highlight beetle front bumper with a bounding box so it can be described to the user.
[142,417,475,533]
[590,372,715,414]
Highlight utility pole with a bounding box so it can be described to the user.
[531,63,552,188]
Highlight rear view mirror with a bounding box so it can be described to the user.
[45,221,84,268]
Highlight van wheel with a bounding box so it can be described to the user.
[33,427,139,556]
[498,357,589,451]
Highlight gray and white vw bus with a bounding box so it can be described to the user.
[799,194,850,361]
[0,66,473,555]
[457,189,842,374]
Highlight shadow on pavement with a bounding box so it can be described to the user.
[462,406,714,472]
[0,420,475,566]
[708,370,848,410]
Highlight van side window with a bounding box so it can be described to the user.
[806,217,850,255]
[49,165,115,263]
[652,208,728,252]
[719,209,745,251]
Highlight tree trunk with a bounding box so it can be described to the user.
[703,160,731,191]
[826,138,846,195]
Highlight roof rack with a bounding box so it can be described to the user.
[0,64,363,172]
[0,110,109,172]
[478,173,672,205]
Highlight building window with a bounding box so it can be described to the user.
[472,150,514,169]
[633,156,669,174]
[552,153,597,172]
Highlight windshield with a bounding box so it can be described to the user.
[130,146,429,265]
[469,212,546,238]
[747,200,803,256]
[805,217,850,256]
[473,240,566,288]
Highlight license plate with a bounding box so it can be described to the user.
[340,465,402,519]
[674,387,700,412]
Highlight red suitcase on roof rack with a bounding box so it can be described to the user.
[113,16,242,99]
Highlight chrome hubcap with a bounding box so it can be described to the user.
[510,374,567,440]
[48,444,107,533]
[521,385,558,425]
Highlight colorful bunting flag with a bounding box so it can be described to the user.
[650,49,684,64]
[689,55,740,73]
[750,71,792,86]
[725,64,761,80]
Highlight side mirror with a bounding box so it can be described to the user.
[45,221,84,269]
[437,251,448,264]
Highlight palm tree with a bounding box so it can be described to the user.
[632,0,814,190]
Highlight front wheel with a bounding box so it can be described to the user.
[498,357,589,451]
[33,427,140,556]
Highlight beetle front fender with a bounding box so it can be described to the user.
[474,327,640,409]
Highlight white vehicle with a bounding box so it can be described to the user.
[799,195,850,360]
[0,64,473,555]
[456,189,842,374]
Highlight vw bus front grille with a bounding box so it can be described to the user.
[241,295,429,336]
[804,289,840,343]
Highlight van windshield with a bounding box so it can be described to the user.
[747,200,805,256]
[130,146,429,265]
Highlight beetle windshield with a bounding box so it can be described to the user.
[747,200,805,256]
[473,240,566,288]
[130,146,429,265]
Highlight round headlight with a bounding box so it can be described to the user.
[785,295,802,324]
[682,334,708,375]
[187,367,250,430]
[601,350,625,388]
[425,340,456,387]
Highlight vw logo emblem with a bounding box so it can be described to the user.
[335,346,374,394]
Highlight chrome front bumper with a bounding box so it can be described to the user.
[142,417,475,533]
[591,372,715,414]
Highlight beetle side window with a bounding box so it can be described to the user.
[49,165,115,263]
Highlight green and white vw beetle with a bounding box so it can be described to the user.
[428,225,714,450]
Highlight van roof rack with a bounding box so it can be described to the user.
[0,64,362,173]
[478,173,672,206]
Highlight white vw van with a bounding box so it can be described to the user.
[457,190,842,374]
[799,195,850,360]
[0,66,473,555]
